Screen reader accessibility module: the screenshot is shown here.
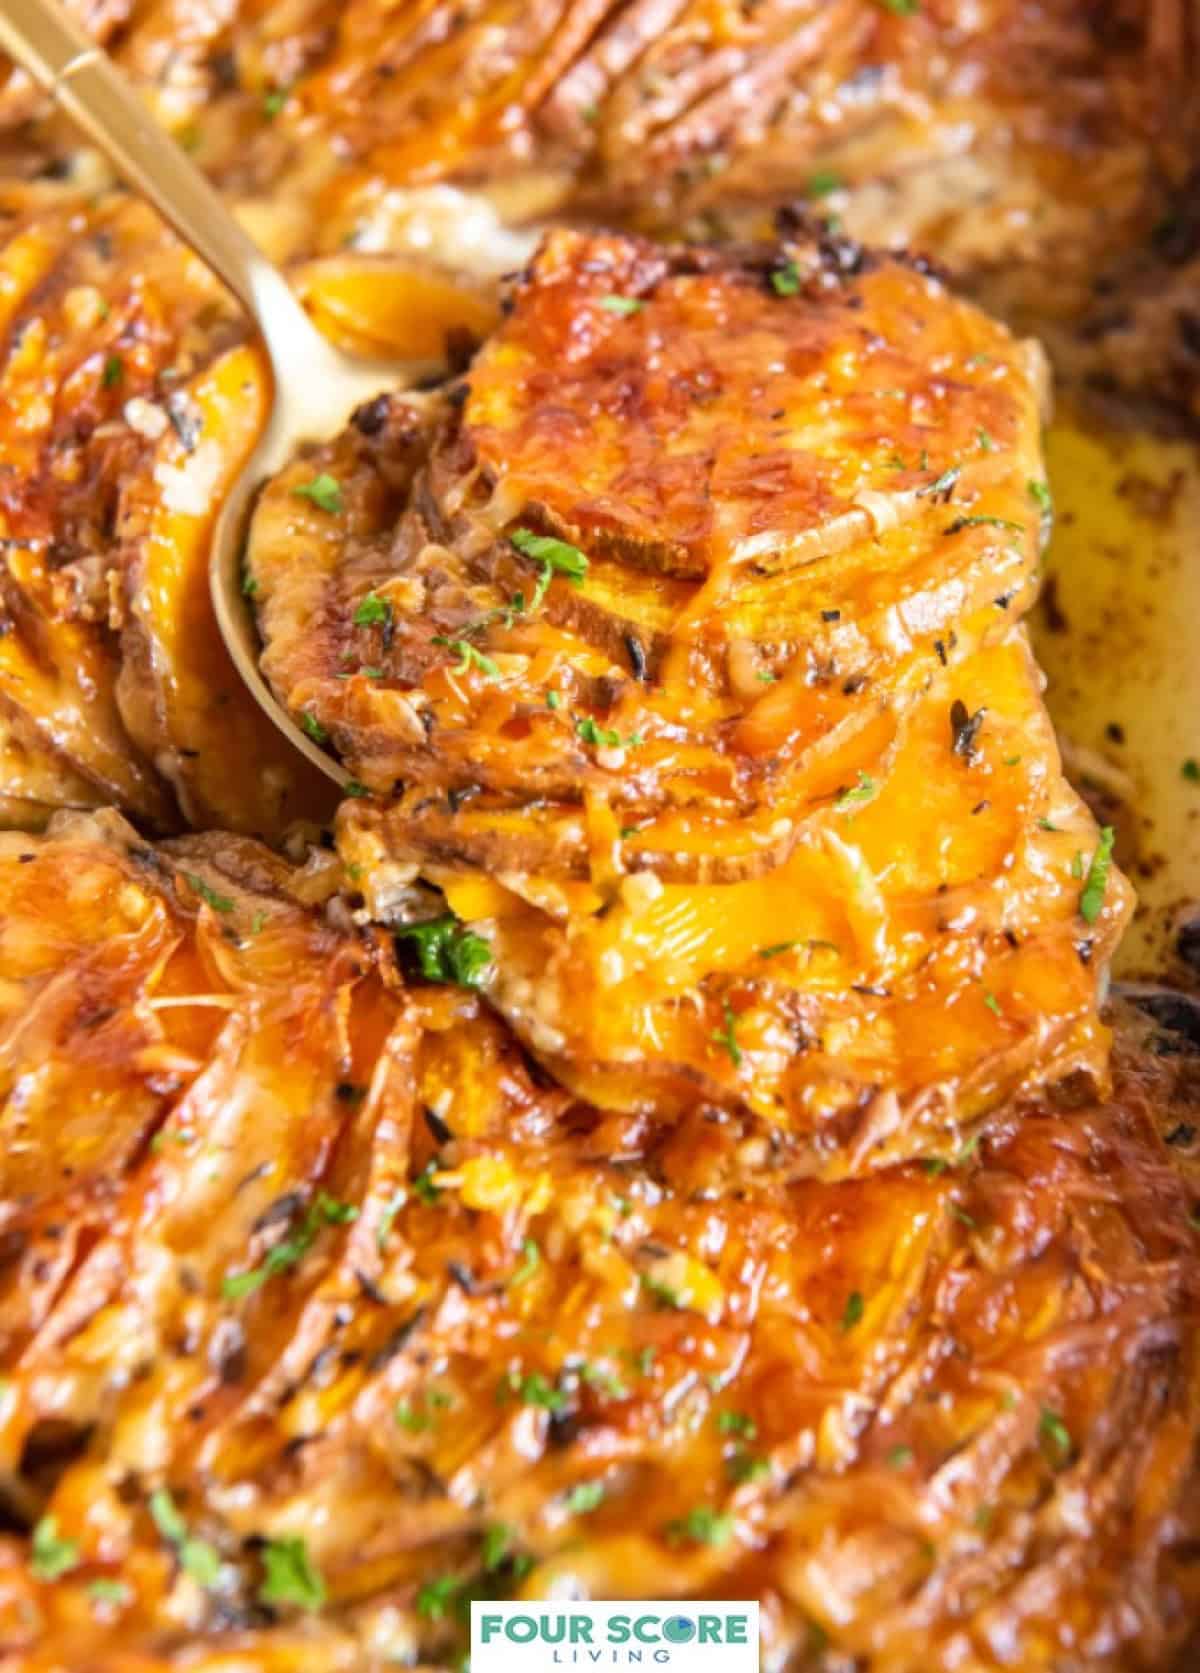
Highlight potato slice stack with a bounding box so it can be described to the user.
[249,229,1131,1176]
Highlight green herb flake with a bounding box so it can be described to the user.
[949,1201,978,1230]
[982,989,1002,1016]
[1038,1406,1072,1466]
[1182,758,1200,783]
[180,1537,222,1588]
[291,473,343,515]
[887,1444,914,1469]
[241,568,259,598]
[841,1290,864,1333]
[182,872,235,915]
[1027,479,1053,515]
[395,1400,432,1433]
[263,87,288,117]
[710,1000,743,1068]
[580,1362,628,1400]
[546,690,561,710]
[417,1575,460,1620]
[510,528,589,583]
[976,428,994,452]
[835,770,876,811]
[482,1523,515,1570]
[771,263,801,297]
[352,592,392,628]
[299,710,329,745]
[259,1536,325,1610]
[717,1410,757,1440]
[411,1161,441,1206]
[1078,825,1116,924]
[30,1515,80,1582]
[510,1237,541,1288]
[727,1452,771,1484]
[876,0,919,13]
[599,295,644,315]
[641,1273,683,1310]
[395,913,492,988]
[343,780,370,798]
[564,1481,606,1514]
[1070,850,1085,880]
[433,637,500,680]
[103,354,123,388]
[507,1371,567,1412]
[87,1578,131,1606]
[806,170,843,197]
[221,1193,358,1299]
[1038,817,1060,832]
[666,1507,735,1548]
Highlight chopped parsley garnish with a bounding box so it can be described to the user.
[727,1452,770,1484]
[564,1481,606,1514]
[182,872,235,914]
[343,780,370,798]
[876,0,919,11]
[976,428,994,451]
[411,1161,441,1206]
[599,295,644,315]
[241,568,259,598]
[263,87,288,117]
[920,465,961,500]
[221,1193,358,1299]
[291,473,343,514]
[888,1445,914,1468]
[944,515,1025,536]
[395,913,492,987]
[510,1237,541,1288]
[575,715,642,750]
[148,1489,221,1587]
[710,1000,743,1067]
[666,1507,735,1547]
[806,170,842,197]
[1183,758,1200,783]
[580,1362,628,1399]
[299,710,329,744]
[353,592,392,628]
[757,938,838,959]
[417,1575,460,1620]
[510,528,589,583]
[434,637,500,679]
[1027,479,1053,516]
[102,354,123,388]
[641,1273,683,1310]
[1070,850,1085,880]
[841,1290,864,1332]
[482,1523,515,1569]
[982,989,1002,1015]
[1078,825,1115,924]
[87,1578,131,1606]
[949,1201,978,1230]
[395,1400,434,1432]
[545,690,561,710]
[1038,1406,1072,1466]
[259,1536,325,1610]
[835,770,875,810]
[30,1515,80,1581]
[771,263,801,297]
[504,1371,567,1412]
[717,1411,757,1439]
[1038,816,1060,831]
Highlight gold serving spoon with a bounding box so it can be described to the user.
[0,0,432,787]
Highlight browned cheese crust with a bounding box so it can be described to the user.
[249,230,1131,1175]
[0,815,1195,1670]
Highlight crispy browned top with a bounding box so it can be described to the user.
[0,815,1197,1670]
[248,230,1129,1175]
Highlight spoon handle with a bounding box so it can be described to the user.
[0,0,319,365]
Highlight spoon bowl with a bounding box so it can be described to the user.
[0,0,429,787]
